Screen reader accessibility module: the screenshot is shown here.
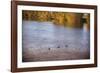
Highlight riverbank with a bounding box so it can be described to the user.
[22,47,90,62]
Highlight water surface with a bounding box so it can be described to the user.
[22,21,90,62]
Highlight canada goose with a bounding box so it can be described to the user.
[57,46,60,48]
[48,48,50,50]
[65,45,68,47]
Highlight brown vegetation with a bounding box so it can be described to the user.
[22,10,90,29]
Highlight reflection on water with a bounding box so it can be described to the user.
[22,21,90,62]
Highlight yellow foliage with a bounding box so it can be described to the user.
[22,11,90,29]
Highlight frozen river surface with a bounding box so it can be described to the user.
[22,21,90,62]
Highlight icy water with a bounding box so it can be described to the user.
[22,21,90,62]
